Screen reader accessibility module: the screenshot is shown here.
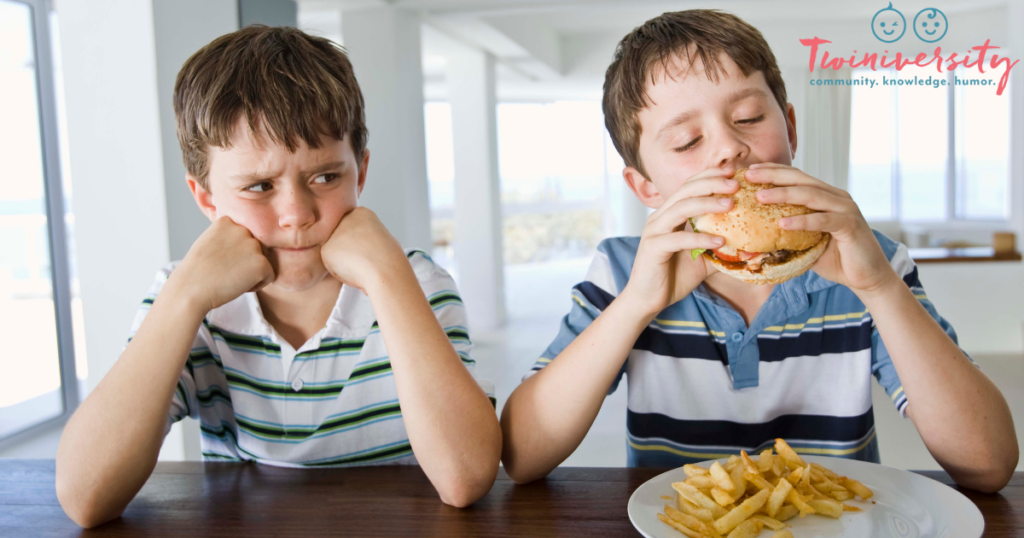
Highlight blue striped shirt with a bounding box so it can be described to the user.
[528,231,972,466]
[129,250,494,467]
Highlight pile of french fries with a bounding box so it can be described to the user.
[657,438,874,538]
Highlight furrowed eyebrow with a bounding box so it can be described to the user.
[655,87,770,142]
[229,161,346,184]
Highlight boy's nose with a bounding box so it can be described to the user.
[277,190,317,229]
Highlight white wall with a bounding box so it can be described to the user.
[57,0,171,399]
[152,0,239,261]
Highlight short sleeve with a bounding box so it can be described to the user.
[124,262,201,435]
[869,232,978,419]
[407,250,496,406]
[524,239,632,395]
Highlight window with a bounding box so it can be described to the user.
[848,65,1010,223]
[0,0,80,445]
[496,101,607,265]
[424,100,615,268]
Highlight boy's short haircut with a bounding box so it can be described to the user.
[602,10,788,179]
[174,25,368,190]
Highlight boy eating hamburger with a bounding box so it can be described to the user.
[499,9,1017,493]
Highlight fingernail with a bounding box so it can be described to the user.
[719,198,733,206]
[745,168,757,176]
[749,162,763,168]
[779,218,790,227]
[725,179,738,187]
[713,236,725,245]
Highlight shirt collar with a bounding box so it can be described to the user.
[691,269,836,327]
[205,284,369,340]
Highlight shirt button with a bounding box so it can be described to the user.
[730,332,744,343]
[291,379,304,392]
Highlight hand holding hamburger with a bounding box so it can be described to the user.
[689,168,830,284]
[714,162,900,296]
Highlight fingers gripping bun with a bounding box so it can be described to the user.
[692,168,831,284]
[692,169,823,253]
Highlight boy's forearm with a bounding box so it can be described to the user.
[56,279,207,527]
[859,278,1018,492]
[500,287,652,484]
[364,265,501,507]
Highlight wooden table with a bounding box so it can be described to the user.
[2,460,1021,537]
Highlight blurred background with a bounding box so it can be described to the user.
[1,0,1022,473]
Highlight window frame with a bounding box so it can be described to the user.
[853,65,1013,229]
[0,0,79,449]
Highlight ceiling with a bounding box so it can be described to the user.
[297,0,1013,100]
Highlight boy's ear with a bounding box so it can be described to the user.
[187,174,217,222]
[785,102,798,159]
[623,166,664,210]
[356,148,370,198]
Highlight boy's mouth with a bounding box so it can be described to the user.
[276,245,315,252]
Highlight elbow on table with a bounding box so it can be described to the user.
[56,474,121,529]
[956,443,1019,494]
[436,469,498,508]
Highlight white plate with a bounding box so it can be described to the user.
[627,455,983,538]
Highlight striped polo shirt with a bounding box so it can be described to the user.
[528,231,973,466]
[129,250,494,467]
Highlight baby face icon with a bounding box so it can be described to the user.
[872,3,906,43]
[913,8,948,42]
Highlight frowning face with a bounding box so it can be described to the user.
[190,116,367,292]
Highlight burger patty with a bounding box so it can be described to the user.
[705,248,799,273]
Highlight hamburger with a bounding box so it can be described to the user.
[690,168,830,284]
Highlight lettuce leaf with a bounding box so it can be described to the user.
[691,248,705,260]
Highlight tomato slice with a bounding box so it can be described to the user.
[712,248,759,262]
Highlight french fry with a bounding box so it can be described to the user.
[785,466,804,486]
[686,475,718,490]
[750,514,786,531]
[673,482,729,519]
[665,505,720,538]
[774,504,799,522]
[729,463,747,498]
[713,488,771,535]
[771,454,787,477]
[711,487,738,507]
[811,462,840,480]
[839,477,874,500]
[726,519,763,538]
[660,442,873,538]
[658,512,705,538]
[743,471,772,492]
[684,463,711,477]
[710,462,735,491]
[766,477,792,517]
[808,498,844,519]
[799,464,813,489]
[786,489,816,516]
[740,450,760,475]
[757,449,773,474]
[774,438,807,469]
[677,496,715,523]
[830,490,855,502]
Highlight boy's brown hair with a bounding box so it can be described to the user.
[174,25,367,190]
[603,10,788,179]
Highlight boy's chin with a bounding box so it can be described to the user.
[267,265,334,293]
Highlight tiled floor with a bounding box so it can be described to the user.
[474,259,1024,471]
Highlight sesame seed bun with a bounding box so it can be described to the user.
[692,168,830,284]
